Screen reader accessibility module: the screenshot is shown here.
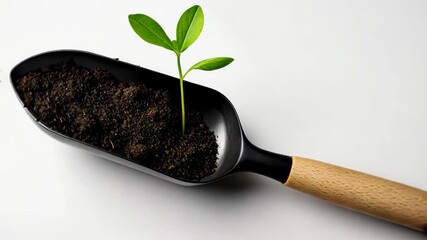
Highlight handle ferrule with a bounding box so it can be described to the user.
[237,139,292,183]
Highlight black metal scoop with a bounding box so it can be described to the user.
[10,50,427,232]
[10,50,292,186]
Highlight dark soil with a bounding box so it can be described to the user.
[15,60,218,181]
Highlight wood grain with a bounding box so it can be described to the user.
[284,156,427,231]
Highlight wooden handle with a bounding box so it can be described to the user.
[284,156,427,231]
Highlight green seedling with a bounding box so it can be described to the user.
[128,5,234,135]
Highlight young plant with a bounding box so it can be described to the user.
[128,5,233,135]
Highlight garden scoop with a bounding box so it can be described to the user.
[10,50,427,232]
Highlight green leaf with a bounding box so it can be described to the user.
[128,14,173,51]
[176,5,204,52]
[189,57,234,71]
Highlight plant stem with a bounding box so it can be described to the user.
[176,54,185,135]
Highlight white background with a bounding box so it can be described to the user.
[1,0,426,239]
